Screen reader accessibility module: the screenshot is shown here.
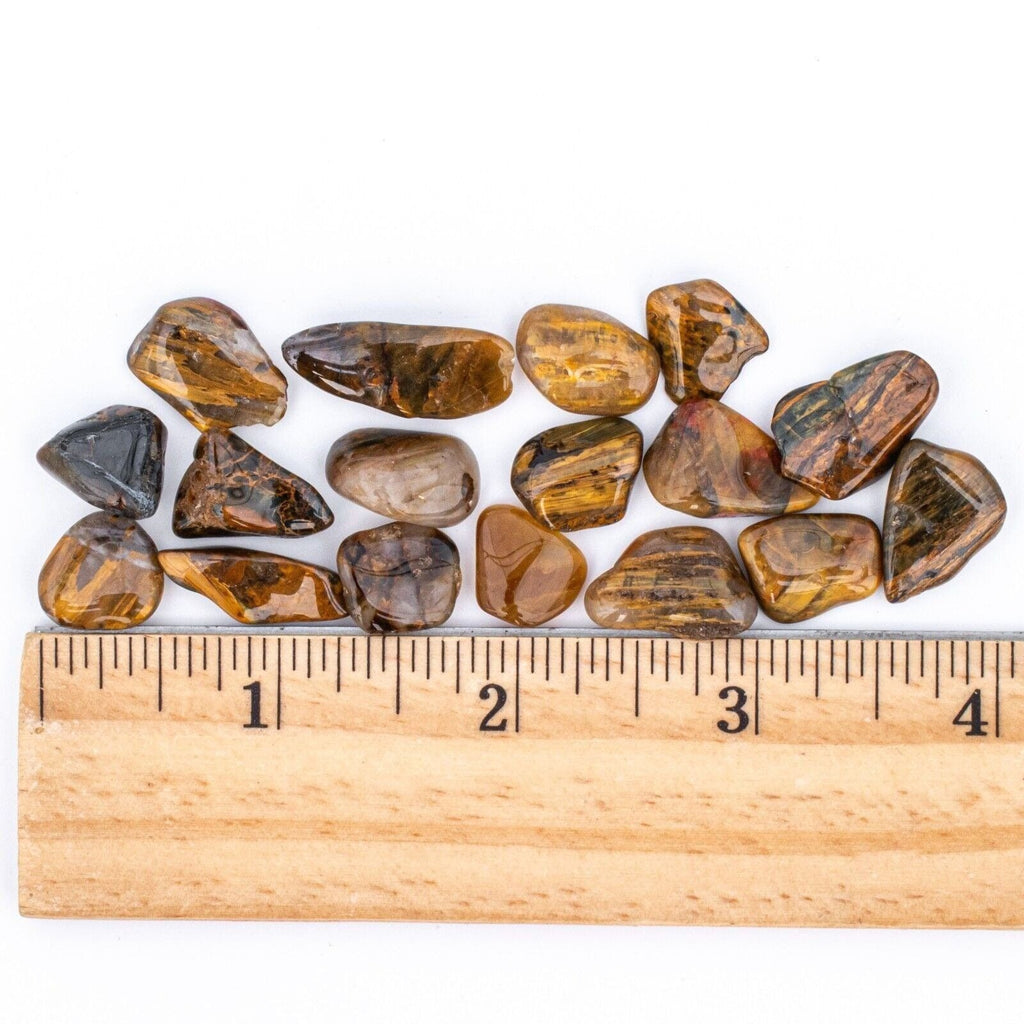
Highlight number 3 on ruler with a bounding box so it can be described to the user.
[717,685,749,734]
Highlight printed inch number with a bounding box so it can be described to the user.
[717,685,750,734]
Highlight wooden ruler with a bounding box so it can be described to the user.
[18,629,1024,925]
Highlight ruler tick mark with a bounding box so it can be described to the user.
[351,638,356,673]
[814,641,820,698]
[844,639,849,684]
[740,638,746,676]
[634,641,640,718]
[919,639,925,677]
[664,640,670,683]
[935,641,940,698]
[995,644,1002,738]
[753,640,760,735]
[276,638,282,730]
[322,638,327,674]
[231,637,236,672]
[605,637,610,682]
[590,638,595,675]
[981,642,986,679]
[501,641,506,675]
[84,636,89,671]
[471,638,476,674]
[69,636,74,677]
[770,638,775,675]
[694,643,700,697]
[172,636,177,672]
[560,637,565,675]
[830,639,834,677]
[188,637,193,678]
[530,637,535,675]
[514,638,521,733]
[216,637,222,690]
[486,639,491,680]
[441,638,446,674]
[366,636,372,680]
[306,638,312,679]
[710,641,716,678]
[545,636,550,682]
[425,637,430,680]
[455,640,461,694]
[202,636,207,672]
[574,641,580,695]
[98,636,104,689]
[247,636,252,678]
[395,637,401,715]
[873,645,880,721]
[724,640,729,684]
[800,638,804,676]
[158,637,164,712]
[38,637,44,721]
[889,641,895,678]
[411,638,417,675]
[336,638,341,692]
[784,640,789,683]
[53,635,58,670]
[113,636,119,671]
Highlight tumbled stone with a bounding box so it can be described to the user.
[173,430,333,538]
[646,279,768,401]
[772,350,938,499]
[511,417,642,531]
[883,439,1006,603]
[476,505,587,626]
[516,304,659,415]
[337,522,461,633]
[585,527,757,638]
[643,398,818,517]
[282,322,513,418]
[128,297,288,430]
[738,514,882,623]
[39,512,163,629]
[326,429,478,527]
[159,548,347,624]
[37,405,167,519]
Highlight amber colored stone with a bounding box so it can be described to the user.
[282,322,513,419]
[516,304,659,415]
[159,548,347,624]
[772,351,938,499]
[39,512,163,629]
[326,429,478,527]
[646,279,768,401]
[585,527,757,638]
[511,417,642,531]
[643,398,818,518]
[738,514,882,623]
[883,440,1006,603]
[173,430,333,538]
[476,505,587,626]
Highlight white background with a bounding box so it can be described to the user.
[2,1,1022,1020]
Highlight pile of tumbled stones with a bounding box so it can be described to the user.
[37,284,1006,636]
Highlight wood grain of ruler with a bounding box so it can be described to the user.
[18,629,1024,926]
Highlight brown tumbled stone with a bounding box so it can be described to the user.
[511,417,642,531]
[646,279,768,401]
[585,527,757,638]
[476,505,587,626]
[644,398,818,517]
[516,304,659,415]
[738,514,882,623]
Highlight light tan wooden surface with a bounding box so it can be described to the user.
[19,630,1024,924]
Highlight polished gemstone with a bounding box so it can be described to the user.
[772,350,938,499]
[326,429,478,527]
[883,440,1006,602]
[159,548,347,624]
[38,512,163,629]
[282,322,513,418]
[516,304,659,415]
[337,522,461,633]
[173,430,333,538]
[128,297,287,430]
[476,505,587,626]
[738,514,882,623]
[585,527,757,638]
[510,417,642,531]
[37,405,166,518]
[646,279,768,401]
[643,398,818,517]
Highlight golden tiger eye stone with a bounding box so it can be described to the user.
[644,398,818,517]
[738,514,882,623]
[128,297,288,431]
[510,417,642,531]
[39,512,163,629]
[516,304,659,415]
[476,505,587,627]
[646,279,768,401]
[585,527,757,638]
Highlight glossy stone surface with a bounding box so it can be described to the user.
[646,279,768,401]
[282,322,513,418]
[37,405,167,519]
[128,297,287,430]
[159,548,347,624]
[476,505,587,626]
[772,350,939,499]
[326,429,478,527]
[39,512,163,629]
[883,440,1006,603]
[585,527,757,638]
[338,522,461,633]
[738,514,882,623]
[511,417,642,531]
[516,304,659,415]
[173,430,333,538]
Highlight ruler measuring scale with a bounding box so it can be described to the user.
[18,629,1024,925]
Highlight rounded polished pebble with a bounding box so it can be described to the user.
[476,505,587,626]
[39,512,164,629]
[738,513,882,623]
[326,428,479,527]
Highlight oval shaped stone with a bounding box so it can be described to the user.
[282,322,513,419]
[516,304,659,415]
[738,514,882,623]
[39,512,163,629]
[326,429,478,527]
[643,398,818,517]
[476,505,587,626]
[511,417,642,531]
[585,527,757,638]
[772,351,939,499]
